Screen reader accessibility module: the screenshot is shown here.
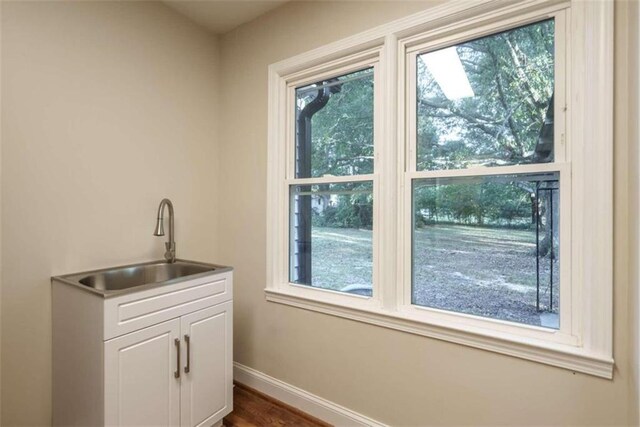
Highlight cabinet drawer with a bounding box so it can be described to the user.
[104,272,232,340]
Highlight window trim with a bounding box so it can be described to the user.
[266,0,614,378]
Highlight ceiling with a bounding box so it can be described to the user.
[163,1,289,34]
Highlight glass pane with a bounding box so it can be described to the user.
[289,181,373,296]
[417,19,555,170]
[412,172,559,328]
[295,68,374,178]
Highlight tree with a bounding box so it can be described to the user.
[416,19,555,170]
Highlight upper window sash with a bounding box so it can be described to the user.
[286,51,382,183]
[293,67,375,179]
[404,9,568,174]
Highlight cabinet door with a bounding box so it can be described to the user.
[105,318,181,427]
[180,302,233,427]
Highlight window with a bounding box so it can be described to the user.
[267,0,613,378]
[411,172,560,328]
[407,20,563,330]
[289,181,374,295]
[289,68,376,296]
[415,20,556,171]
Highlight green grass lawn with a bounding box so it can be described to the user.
[309,224,559,328]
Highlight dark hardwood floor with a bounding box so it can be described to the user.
[223,383,331,427]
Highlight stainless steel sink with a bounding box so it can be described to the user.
[53,260,231,297]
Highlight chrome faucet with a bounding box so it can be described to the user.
[153,198,176,263]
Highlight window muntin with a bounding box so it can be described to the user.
[295,68,374,179]
[416,20,555,171]
[289,181,373,295]
[412,172,559,328]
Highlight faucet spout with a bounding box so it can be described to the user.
[153,198,176,263]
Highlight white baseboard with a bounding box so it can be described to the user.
[233,362,388,427]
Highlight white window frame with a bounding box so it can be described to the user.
[275,46,385,312]
[266,0,614,378]
[400,10,574,346]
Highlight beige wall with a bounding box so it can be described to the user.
[627,0,640,423]
[0,1,4,422]
[1,0,637,425]
[0,2,220,425]
[218,1,637,425]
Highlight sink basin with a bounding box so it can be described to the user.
[54,260,230,297]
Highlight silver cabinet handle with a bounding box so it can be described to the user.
[174,338,181,379]
[184,335,191,374]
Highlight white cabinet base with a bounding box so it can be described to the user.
[52,269,233,427]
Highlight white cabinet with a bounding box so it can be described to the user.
[180,302,233,427]
[104,318,182,427]
[52,267,233,427]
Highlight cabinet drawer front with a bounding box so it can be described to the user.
[104,272,232,340]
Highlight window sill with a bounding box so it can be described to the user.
[265,288,614,379]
